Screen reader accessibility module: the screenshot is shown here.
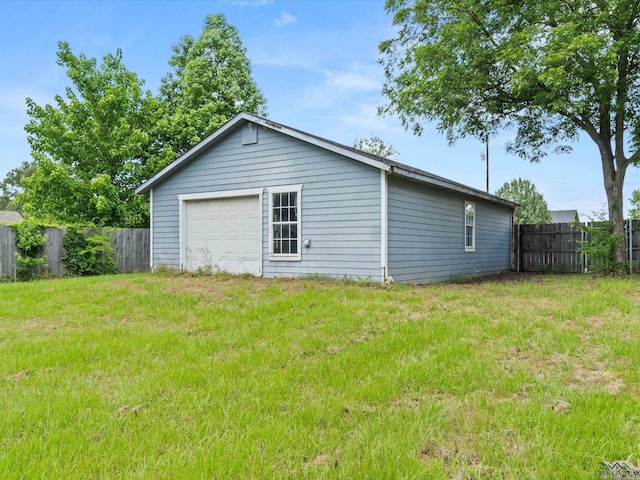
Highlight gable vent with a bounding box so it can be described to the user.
[242,123,258,145]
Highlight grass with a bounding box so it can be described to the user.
[1,273,640,479]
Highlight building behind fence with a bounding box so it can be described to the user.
[514,220,640,273]
[0,225,150,278]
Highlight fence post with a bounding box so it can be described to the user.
[629,219,633,274]
[516,223,521,273]
[581,224,586,273]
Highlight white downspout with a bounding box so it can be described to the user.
[381,170,389,283]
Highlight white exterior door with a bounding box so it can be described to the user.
[184,195,261,275]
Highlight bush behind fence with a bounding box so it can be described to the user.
[0,225,150,278]
[514,220,640,273]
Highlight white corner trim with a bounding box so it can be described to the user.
[178,187,265,271]
[381,170,388,283]
[149,188,154,270]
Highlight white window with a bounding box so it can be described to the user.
[268,185,302,261]
[465,201,475,252]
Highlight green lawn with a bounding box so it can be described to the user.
[1,273,639,478]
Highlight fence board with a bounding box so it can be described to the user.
[515,220,640,273]
[43,227,67,276]
[0,226,150,279]
[111,228,150,273]
[0,225,17,279]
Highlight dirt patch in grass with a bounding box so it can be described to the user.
[390,392,421,409]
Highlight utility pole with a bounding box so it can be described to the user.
[480,135,489,193]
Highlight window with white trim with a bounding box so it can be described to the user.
[465,201,475,252]
[268,185,302,260]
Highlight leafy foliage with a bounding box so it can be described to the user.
[17,16,266,228]
[629,190,640,220]
[0,161,35,211]
[156,14,267,158]
[18,42,159,228]
[62,227,117,276]
[578,221,627,275]
[12,218,48,280]
[379,0,640,267]
[353,135,398,159]
[495,178,552,224]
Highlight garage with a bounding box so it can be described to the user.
[181,193,261,275]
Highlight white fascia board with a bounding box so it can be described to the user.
[279,130,392,172]
[390,166,517,208]
[136,113,256,195]
[243,116,392,172]
[136,112,392,195]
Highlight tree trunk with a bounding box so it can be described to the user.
[602,152,627,270]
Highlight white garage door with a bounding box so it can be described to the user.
[184,196,261,275]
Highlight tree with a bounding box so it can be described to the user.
[18,42,160,227]
[495,178,552,224]
[353,135,399,159]
[629,190,640,220]
[157,14,267,159]
[0,161,35,211]
[380,0,640,268]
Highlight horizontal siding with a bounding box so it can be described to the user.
[387,175,512,283]
[153,125,381,281]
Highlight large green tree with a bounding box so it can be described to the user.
[18,42,160,227]
[380,0,640,267]
[495,178,552,224]
[157,13,267,158]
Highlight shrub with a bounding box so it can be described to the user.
[62,227,117,276]
[577,219,631,274]
[12,218,48,281]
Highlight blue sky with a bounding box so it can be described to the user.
[2,0,639,218]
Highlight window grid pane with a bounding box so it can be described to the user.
[272,191,299,256]
[465,202,475,250]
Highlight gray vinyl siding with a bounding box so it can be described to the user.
[387,175,512,283]
[152,126,382,281]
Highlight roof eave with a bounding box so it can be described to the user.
[389,166,518,209]
[135,113,392,195]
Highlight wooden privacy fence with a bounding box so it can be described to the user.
[0,226,150,278]
[514,220,640,273]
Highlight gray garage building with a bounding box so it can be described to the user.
[136,113,516,283]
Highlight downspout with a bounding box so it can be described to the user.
[381,170,389,283]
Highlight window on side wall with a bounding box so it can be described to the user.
[268,185,302,261]
[465,201,475,252]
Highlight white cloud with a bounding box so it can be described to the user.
[274,12,296,28]
[331,103,402,133]
[298,63,382,110]
[324,71,379,91]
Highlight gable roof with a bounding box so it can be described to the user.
[550,210,579,223]
[136,112,517,208]
[0,211,23,224]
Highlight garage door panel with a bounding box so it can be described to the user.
[184,196,261,275]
